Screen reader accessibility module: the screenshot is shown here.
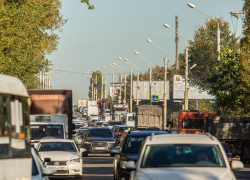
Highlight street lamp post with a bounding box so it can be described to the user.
[164,23,197,111]
[187,3,220,61]
[134,51,152,103]
[124,58,139,107]
[146,39,168,130]
[113,63,127,104]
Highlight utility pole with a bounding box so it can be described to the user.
[130,69,133,113]
[175,16,179,70]
[184,47,189,110]
[124,72,127,104]
[105,76,107,99]
[95,72,98,101]
[136,72,139,106]
[101,75,103,99]
[91,79,94,101]
[163,55,167,130]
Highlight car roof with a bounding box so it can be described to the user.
[127,131,169,137]
[145,134,219,145]
[39,139,74,143]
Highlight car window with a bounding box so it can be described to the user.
[37,142,77,152]
[124,137,145,153]
[119,127,134,132]
[141,144,226,168]
[87,129,112,138]
[220,142,230,154]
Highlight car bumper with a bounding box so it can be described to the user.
[47,163,82,176]
[83,143,115,153]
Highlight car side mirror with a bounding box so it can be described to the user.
[231,161,244,170]
[44,158,51,162]
[124,161,136,169]
[43,167,57,175]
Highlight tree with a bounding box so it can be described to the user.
[81,0,94,9]
[88,71,103,100]
[0,0,66,88]
[178,18,239,91]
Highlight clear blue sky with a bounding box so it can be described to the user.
[47,0,244,105]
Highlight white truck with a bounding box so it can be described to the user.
[88,105,98,116]
[123,112,136,126]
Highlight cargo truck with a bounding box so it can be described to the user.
[135,105,162,130]
[28,89,74,139]
[205,116,250,163]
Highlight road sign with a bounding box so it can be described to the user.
[118,96,122,100]
[151,95,159,102]
[118,100,121,104]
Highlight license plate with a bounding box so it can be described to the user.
[55,166,67,170]
[94,147,105,150]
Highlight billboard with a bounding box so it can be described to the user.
[173,75,214,99]
[132,81,170,100]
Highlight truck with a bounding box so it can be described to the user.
[87,105,98,116]
[205,116,250,163]
[121,112,136,126]
[169,111,217,133]
[77,99,88,111]
[135,105,162,130]
[112,104,129,121]
[28,89,74,139]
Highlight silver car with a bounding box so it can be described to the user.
[37,139,83,178]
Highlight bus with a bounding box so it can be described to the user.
[0,74,31,180]
[169,111,217,134]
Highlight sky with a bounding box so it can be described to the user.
[47,0,244,105]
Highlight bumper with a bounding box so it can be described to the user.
[84,143,115,153]
[47,163,82,176]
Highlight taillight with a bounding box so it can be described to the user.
[227,154,232,164]
[117,132,122,135]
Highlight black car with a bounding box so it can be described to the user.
[112,131,169,180]
[82,127,116,157]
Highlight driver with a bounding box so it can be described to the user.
[196,149,208,162]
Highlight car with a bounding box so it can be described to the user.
[125,134,244,180]
[107,120,123,129]
[88,119,100,127]
[37,139,83,178]
[74,128,88,148]
[112,131,169,180]
[88,114,99,121]
[145,126,161,131]
[94,121,105,127]
[220,142,232,165]
[32,148,57,180]
[82,127,116,157]
[111,125,135,145]
[102,123,108,127]
[74,123,84,130]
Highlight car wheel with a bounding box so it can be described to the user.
[82,152,88,157]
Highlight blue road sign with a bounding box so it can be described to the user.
[151,95,159,102]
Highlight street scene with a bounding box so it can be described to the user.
[0,0,250,180]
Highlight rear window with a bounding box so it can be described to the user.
[108,121,122,126]
[87,129,112,138]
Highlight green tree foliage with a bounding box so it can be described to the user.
[207,48,250,116]
[178,18,239,91]
[0,0,66,88]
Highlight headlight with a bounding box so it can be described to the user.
[120,161,127,169]
[68,158,80,164]
[84,141,91,144]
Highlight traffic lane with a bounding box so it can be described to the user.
[50,154,114,180]
[233,164,250,180]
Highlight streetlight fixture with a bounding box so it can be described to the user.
[187,2,220,61]
[134,51,152,104]
[164,23,191,110]
[146,39,168,130]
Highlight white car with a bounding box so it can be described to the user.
[126,134,244,180]
[37,139,83,178]
[32,148,57,180]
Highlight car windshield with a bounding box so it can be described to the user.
[182,119,204,129]
[108,121,122,126]
[96,122,103,125]
[31,125,64,140]
[128,116,134,121]
[125,136,145,153]
[77,130,87,135]
[118,127,134,132]
[87,129,112,138]
[141,144,226,168]
[37,142,76,152]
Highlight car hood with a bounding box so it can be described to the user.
[39,151,79,161]
[86,137,114,141]
[123,153,139,162]
[136,168,235,180]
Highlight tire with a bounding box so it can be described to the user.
[82,152,88,157]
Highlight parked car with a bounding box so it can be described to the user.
[82,127,116,157]
[32,148,57,180]
[126,134,244,180]
[37,139,83,178]
[112,131,169,180]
